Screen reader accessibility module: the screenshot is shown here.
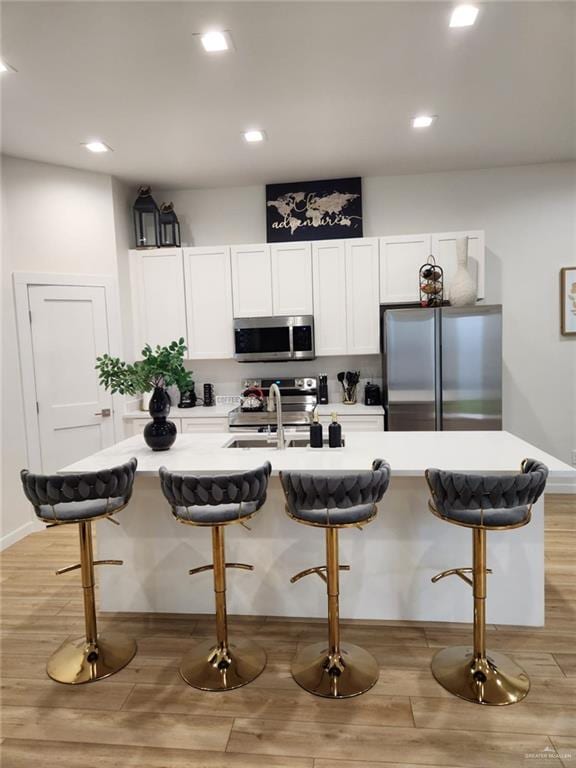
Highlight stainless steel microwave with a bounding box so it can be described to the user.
[233,315,315,362]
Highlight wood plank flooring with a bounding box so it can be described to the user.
[1,494,574,767]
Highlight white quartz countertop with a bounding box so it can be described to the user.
[62,430,575,481]
[123,403,384,420]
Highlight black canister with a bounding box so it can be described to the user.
[328,412,342,448]
[203,383,215,407]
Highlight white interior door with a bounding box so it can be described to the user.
[28,284,115,473]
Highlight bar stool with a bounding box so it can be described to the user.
[159,462,271,691]
[20,458,138,684]
[280,459,391,698]
[425,458,548,705]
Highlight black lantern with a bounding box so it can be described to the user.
[133,186,160,248]
[159,202,181,248]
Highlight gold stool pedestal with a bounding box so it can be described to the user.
[292,641,379,699]
[179,637,266,691]
[47,634,137,685]
[431,645,530,706]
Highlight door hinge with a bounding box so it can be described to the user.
[29,310,32,324]
[36,401,39,414]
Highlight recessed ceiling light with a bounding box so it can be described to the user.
[243,130,266,143]
[412,115,436,129]
[0,59,15,73]
[83,141,112,153]
[200,30,230,52]
[450,5,479,28]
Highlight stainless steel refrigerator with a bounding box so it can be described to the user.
[381,304,502,431]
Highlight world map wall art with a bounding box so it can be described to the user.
[266,177,363,243]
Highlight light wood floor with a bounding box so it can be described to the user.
[1,495,574,768]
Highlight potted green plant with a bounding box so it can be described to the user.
[96,338,193,451]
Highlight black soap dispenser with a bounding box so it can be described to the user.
[309,407,323,448]
[328,412,342,448]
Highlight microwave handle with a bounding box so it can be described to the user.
[288,325,294,359]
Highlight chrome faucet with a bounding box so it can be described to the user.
[267,383,285,450]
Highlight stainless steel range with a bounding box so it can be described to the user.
[228,377,317,431]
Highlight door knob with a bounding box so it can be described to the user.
[94,408,112,417]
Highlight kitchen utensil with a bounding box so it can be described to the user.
[343,370,360,404]
[337,372,346,397]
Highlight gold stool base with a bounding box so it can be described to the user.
[47,634,137,685]
[292,641,379,699]
[431,645,530,705]
[179,637,266,691]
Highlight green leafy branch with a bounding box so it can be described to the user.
[96,338,193,395]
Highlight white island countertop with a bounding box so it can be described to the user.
[62,430,575,482]
[68,430,574,623]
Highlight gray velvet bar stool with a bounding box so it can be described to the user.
[425,458,548,705]
[280,459,391,699]
[159,462,271,691]
[20,458,138,684]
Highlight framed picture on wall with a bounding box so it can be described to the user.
[561,267,576,336]
[266,177,363,243]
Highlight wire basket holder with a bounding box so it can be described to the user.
[419,256,444,307]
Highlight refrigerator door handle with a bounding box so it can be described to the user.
[435,308,442,430]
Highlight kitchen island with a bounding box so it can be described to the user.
[62,431,575,626]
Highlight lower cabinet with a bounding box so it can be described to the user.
[123,416,229,438]
[318,414,384,432]
[181,417,229,433]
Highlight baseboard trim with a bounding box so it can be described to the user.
[0,520,38,551]
[546,477,576,495]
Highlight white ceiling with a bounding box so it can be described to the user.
[2,1,575,189]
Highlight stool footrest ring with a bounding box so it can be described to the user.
[431,566,492,588]
[291,564,350,585]
[188,562,254,576]
[55,559,124,576]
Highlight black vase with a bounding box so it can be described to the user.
[143,387,177,451]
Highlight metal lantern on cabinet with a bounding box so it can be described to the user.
[419,256,444,307]
[133,186,160,249]
[159,202,181,248]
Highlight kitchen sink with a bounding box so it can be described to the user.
[224,437,280,449]
[224,435,345,449]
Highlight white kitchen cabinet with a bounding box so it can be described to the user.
[231,244,273,317]
[312,241,348,356]
[271,242,313,315]
[129,248,187,357]
[379,234,431,304]
[432,231,485,299]
[181,417,229,433]
[345,238,380,355]
[184,247,234,359]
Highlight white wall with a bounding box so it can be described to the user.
[1,155,121,548]
[159,162,576,465]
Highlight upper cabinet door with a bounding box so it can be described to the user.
[312,241,348,356]
[129,248,187,357]
[271,242,313,315]
[231,244,273,317]
[183,246,234,359]
[431,231,485,300]
[380,234,432,304]
[345,238,380,355]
